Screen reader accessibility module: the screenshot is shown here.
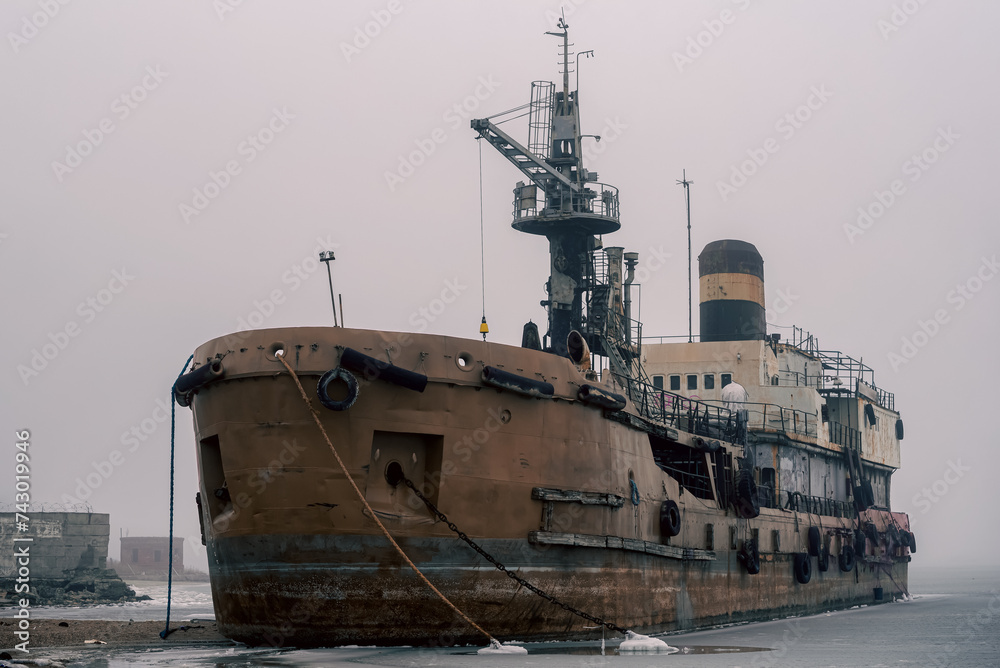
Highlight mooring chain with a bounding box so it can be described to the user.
[403,478,630,636]
[275,355,500,646]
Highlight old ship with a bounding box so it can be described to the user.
[178,22,914,647]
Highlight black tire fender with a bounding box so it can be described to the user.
[316,367,360,411]
[854,529,867,556]
[808,526,821,557]
[839,545,856,572]
[864,403,877,426]
[853,484,869,512]
[794,552,811,584]
[738,538,760,575]
[174,359,225,407]
[735,469,760,519]
[862,479,875,508]
[659,500,681,537]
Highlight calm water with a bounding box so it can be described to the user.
[3,565,998,667]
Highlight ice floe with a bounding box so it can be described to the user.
[618,630,679,654]
[477,639,528,655]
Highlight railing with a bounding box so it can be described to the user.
[653,461,715,499]
[641,334,701,344]
[612,374,734,440]
[758,484,777,509]
[513,182,620,221]
[698,400,818,440]
[877,388,895,412]
[829,420,861,452]
[783,491,853,518]
[774,369,822,389]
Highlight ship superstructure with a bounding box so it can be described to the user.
[178,21,913,648]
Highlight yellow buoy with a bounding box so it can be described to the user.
[480,316,489,340]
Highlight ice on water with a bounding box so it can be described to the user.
[618,630,679,654]
[477,639,529,654]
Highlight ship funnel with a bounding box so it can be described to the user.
[698,240,765,342]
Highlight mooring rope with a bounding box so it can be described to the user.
[275,353,498,646]
[161,354,194,640]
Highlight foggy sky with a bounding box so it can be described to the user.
[2,1,998,572]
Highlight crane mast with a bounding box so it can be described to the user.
[472,19,641,378]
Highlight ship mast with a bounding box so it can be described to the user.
[471,19,625,364]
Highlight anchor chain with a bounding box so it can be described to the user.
[403,478,630,636]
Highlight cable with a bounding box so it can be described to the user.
[484,102,530,119]
[161,354,194,640]
[478,137,488,341]
[494,111,531,124]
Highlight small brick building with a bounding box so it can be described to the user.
[0,512,109,578]
[119,536,183,575]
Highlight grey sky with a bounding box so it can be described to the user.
[2,1,997,571]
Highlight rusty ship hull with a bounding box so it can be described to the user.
[188,326,911,647]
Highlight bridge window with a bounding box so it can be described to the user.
[721,373,732,388]
[653,375,664,390]
[704,374,715,390]
[687,375,698,390]
[669,375,680,391]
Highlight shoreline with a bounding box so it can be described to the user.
[0,618,229,653]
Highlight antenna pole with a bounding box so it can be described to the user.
[320,251,339,327]
[677,170,693,343]
[559,16,570,99]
